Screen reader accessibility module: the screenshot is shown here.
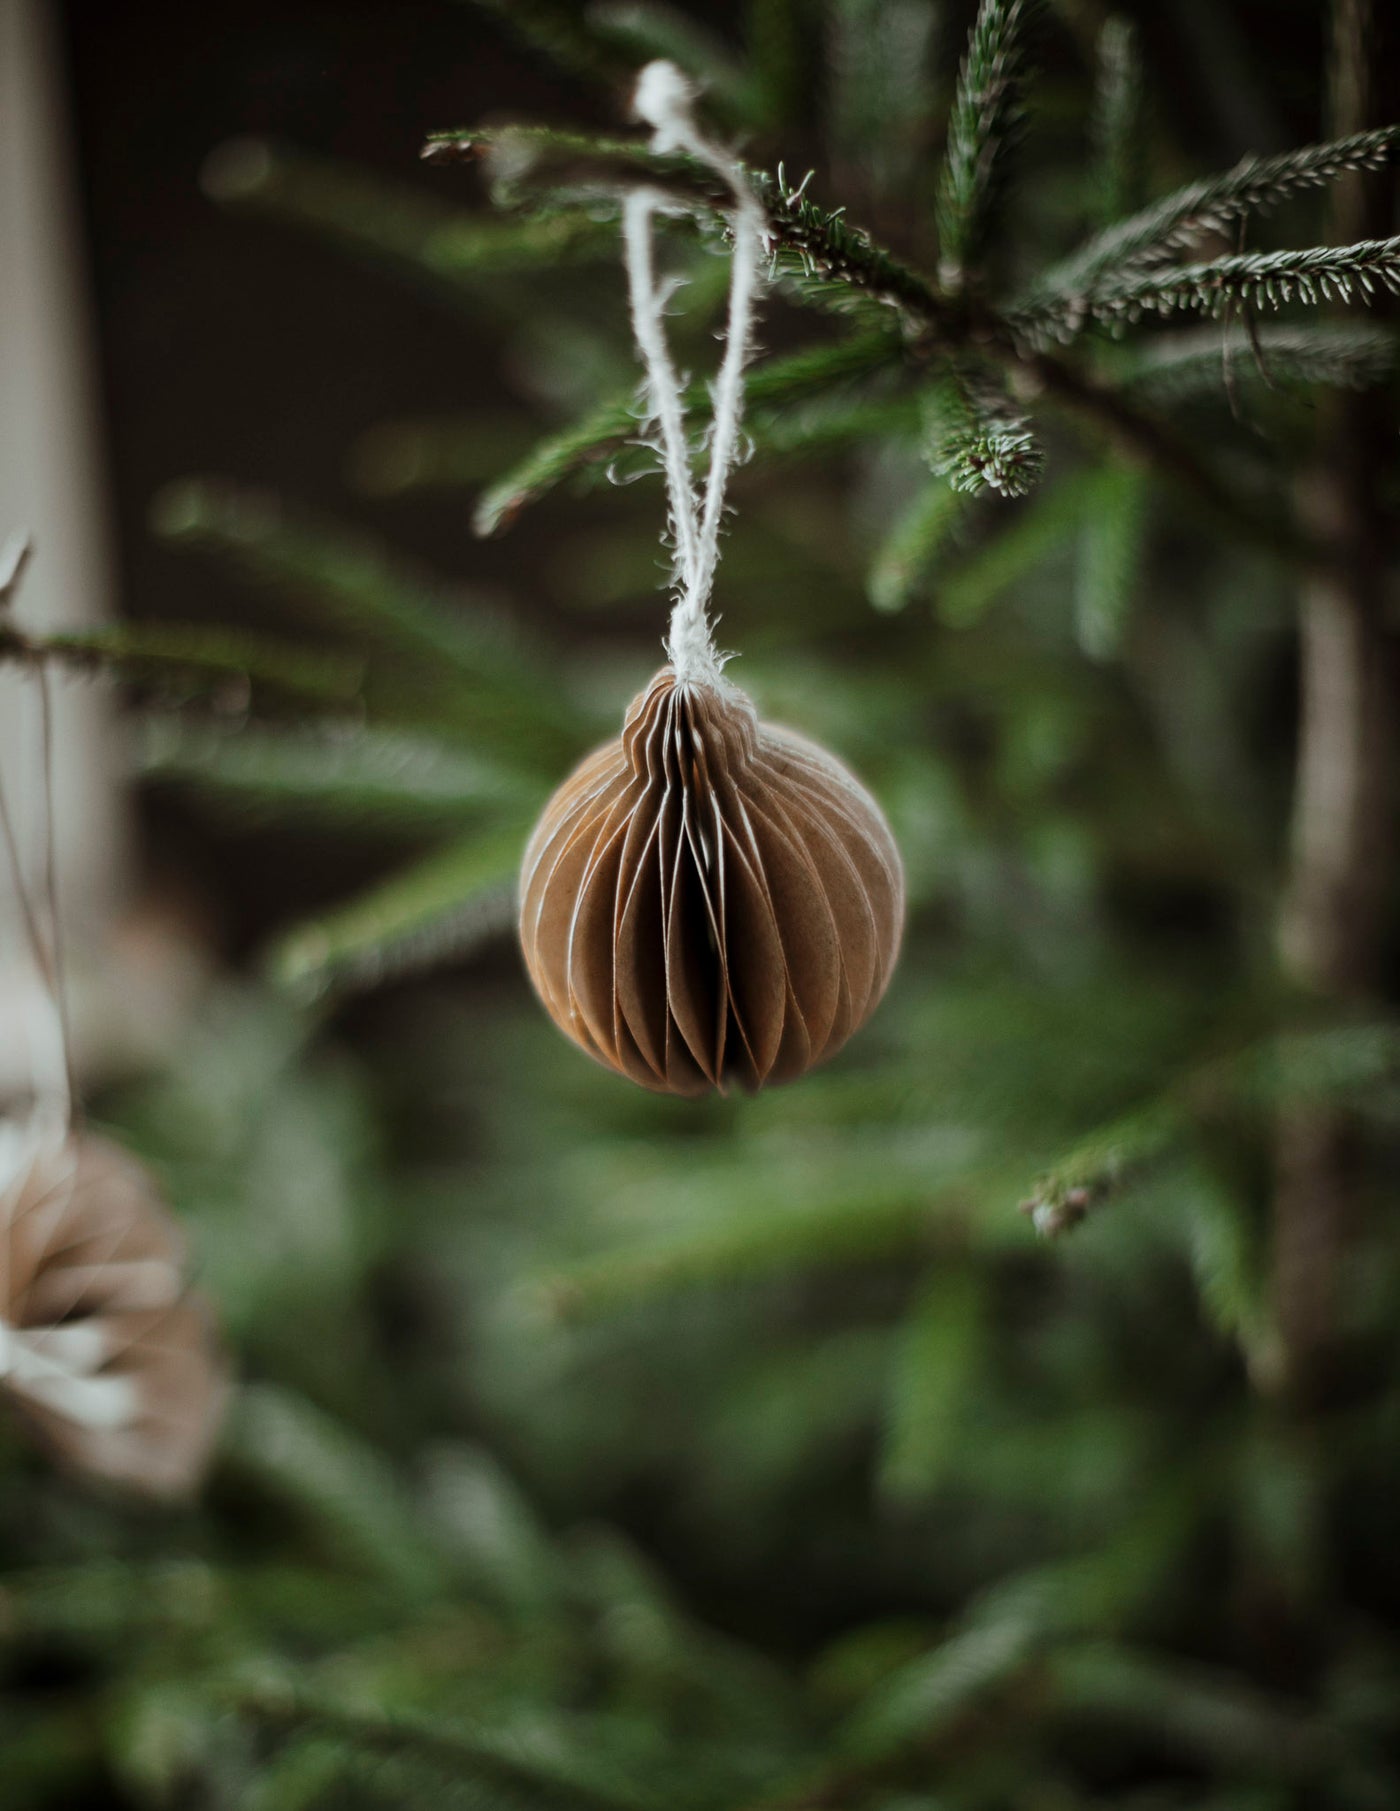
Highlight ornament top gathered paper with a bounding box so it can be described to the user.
[518,64,905,1096]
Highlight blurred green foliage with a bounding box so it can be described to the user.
[5,2,1400,1807]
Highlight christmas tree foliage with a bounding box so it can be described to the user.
[3,1,1400,1805]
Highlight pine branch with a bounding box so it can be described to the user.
[474,330,901,534]
[223,1388,445,1598]
[834,1505,1193,1768]
[532,1130,1038,1322]
[827,0,940,204]
[243,1736,348,1811]
[738,191,1336,563]
[753,168,956,326]
[136,719,536,831]
[476,128,1317,556]
[867,476,966,613]
[422,121,718,214]
[1075,461,1148,658]
[427,121,965,332]
[923,367,1046,497]
[1047,1645,1326,1777]
[935,0,1038,286]
[0,620,365,707]
[1089,17,1145,227]
[151,481,544,699]
[430,121,1347,572]
[474,396,641,536]
[880,1270,986,1499]
[0,1560,225,1645]
[935,467,1101,628]
[1033,123,1400,302]
[1018,235,1400,338]
[742,386,922,461]
[1180,1160,1270,1360]
[269,825,523,999]
[202,138,610,301]
[233,1685,661,1811]
[1016,1021,1400,1240]
[1116,321,1397,401]
[536,1179,940,1321]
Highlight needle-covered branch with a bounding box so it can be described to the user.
[0,619,366,708]
[428,116,1353,566]
[473,328,901,535]
[1017,235,1400,341]
[935,0,1038,287]
[1033,123,1400,302]
[203,137,612,303]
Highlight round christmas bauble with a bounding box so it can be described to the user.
[0,1118,226,1497]
[520,668,904,1095]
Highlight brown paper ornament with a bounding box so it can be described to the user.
[0,1117,226,1497]
[520,668,904,1095]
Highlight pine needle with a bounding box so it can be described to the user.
[935,0,1038,286]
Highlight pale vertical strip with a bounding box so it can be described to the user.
[0,0,129,1105]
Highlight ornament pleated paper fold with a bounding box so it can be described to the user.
[520,669,904,1095]
[0,1115,226,1497]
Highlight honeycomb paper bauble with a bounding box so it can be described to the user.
[520,668,904,1095]
[0,1118,226,1497]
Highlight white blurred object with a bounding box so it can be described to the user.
[0,1,199,1100]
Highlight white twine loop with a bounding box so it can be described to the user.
[623,61,766,690]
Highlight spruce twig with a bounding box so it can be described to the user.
[1089,17,1145,227]
[1016,235,1400,340]
[935,0,1038,287]
[1075,460,1149,658]
[203,138,611,298]
[867,477,966,613]
[136,719,536,830]
[428,119,1330,564]
[923,366,1045,498]
[0,620,366,707]
[1116,321,1396,400]
[234,1686,656,1811]
[269,826,524,1000]
[151,481,539,691]
[474,328,900,534]
[1033,123,1400,301]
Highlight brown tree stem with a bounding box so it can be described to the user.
[1272,0,1397,1404]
